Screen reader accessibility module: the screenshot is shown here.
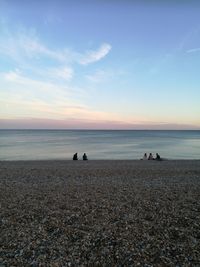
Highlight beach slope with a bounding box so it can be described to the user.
[1,160,200,266]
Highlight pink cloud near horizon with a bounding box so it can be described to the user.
[0,118,199,130]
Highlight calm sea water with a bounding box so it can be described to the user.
[0,130,200,160]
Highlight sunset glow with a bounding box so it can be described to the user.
[0,1,200,129]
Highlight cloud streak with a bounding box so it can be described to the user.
[0,70,119,122]
[80,43,112,65]
[86,70,110,83]
[0,118,199,130]
[186,47,200,53]
[0,23,111,66]
[2,70,71,95]
[0,23,114,128]
[47,67,74,81]
[0,28,71,64]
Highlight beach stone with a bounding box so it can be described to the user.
[0,160,200,266]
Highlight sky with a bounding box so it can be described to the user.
[0,0,200,129]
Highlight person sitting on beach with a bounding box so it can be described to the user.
[148,153,154,160]
[155,153,162,161]
[73,153,78,160]
[83,153,88,160]
[142,153,148,160]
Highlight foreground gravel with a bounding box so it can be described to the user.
[0,160,200,267]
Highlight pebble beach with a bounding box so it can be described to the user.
[0,160,200,266]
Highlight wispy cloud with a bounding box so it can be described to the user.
[0,89,119,123]
[86,69,125,83]
[178,25,200,51]
[80,43,112,65]
[148,53,173,75]
[0,22,112,89]
[186,47,200,53]
[20,36,67,62]
[0,22,117,128]
[47,67,74,81]
[0,22,111,66]
[0,116,199,130]
[0,28,69,63]
[1,70,86,99]
[0,70,116,121]
[3,70,68,94]
[86,70,110,83]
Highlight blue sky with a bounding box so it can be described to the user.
[0,0,200,129]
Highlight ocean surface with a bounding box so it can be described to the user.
[0,130,200,160]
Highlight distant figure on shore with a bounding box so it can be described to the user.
[73,153,78,160]
[142,153,148,160]
[155,153,162,161]
[83,153,88,160]
[148,153,154,160]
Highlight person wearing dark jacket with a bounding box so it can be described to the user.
[73,153,78,160]
[155,153,162,161]
[83,153,88,160]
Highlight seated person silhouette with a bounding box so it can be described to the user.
[148,153,154,160]
[73,153,78,160]
[142,153,148,160]
[155,153,162,161]
[83,153,88,160]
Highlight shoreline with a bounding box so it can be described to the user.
[1,159,200,162]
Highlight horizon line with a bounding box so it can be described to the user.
[0,128,200,131]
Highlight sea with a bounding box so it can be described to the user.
[0,130,200,160]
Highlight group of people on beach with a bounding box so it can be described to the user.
[141,153,162,161]
[73,153,88,160]
[73,152,162,161]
